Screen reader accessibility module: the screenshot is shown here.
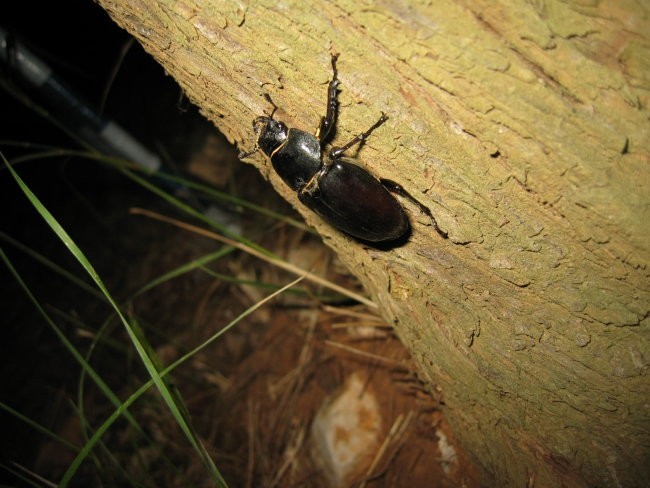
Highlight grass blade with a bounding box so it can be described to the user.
[3,154,227,487]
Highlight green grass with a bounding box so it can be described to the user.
[4,156,233,487]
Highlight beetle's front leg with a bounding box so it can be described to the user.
[316,53,340,146]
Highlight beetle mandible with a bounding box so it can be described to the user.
[239,53,446,243]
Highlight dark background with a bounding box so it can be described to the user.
[1,0,236,479]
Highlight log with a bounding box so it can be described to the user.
[96,1,650,486]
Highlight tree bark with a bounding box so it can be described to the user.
[96,1,650,486]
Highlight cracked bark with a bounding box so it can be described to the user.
[96,1,650,486]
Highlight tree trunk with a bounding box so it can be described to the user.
[96,1,650,486]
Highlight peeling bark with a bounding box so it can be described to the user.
[96,1,650,486]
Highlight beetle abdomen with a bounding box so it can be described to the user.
[298,160,409,242]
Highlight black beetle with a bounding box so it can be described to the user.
[240,54,446,243]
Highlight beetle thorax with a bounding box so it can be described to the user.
[270,128,323,191]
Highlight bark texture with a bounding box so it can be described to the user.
[96,1,650,486]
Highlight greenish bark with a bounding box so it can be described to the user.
[97,1,650,486]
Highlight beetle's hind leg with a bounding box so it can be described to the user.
[380,179,448,238]
[316,53,340,146]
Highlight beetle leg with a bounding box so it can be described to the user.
[316,53,340,146]
[299,168,325,197]
[329,113,388,160]
[380,179,448,239]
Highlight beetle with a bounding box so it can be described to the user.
[239,53,446,243]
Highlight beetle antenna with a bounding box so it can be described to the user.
[263,93,278,118]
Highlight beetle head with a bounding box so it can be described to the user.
[254,117,288,156]
[239,116,288,159]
